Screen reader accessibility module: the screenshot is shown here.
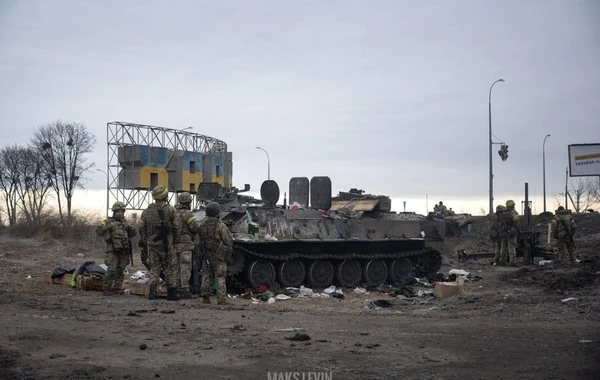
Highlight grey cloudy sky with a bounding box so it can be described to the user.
[1,0,599,215]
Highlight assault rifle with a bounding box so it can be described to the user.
[198,239,213,280]
[559,218,576,248]
[127,234,134,267]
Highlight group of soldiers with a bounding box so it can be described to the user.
[490,199,577,266]
[433,201,455,218]
[95,185,234,304]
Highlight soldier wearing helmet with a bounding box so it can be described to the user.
[138,185,182,300]
[198,201,234,304]
[173,192,200,298]
[436,201,447,218]
[500,199,521,266]
[490,205,507,265]
[551,206,577,264]
[95,201,137,296]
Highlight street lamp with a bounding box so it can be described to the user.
[97,168,109,218]
[488,78,505,214]
[255,146,270,180]
[543,134,551,213]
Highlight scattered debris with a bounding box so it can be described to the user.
[139,344,147,350]
[285,333,311,341]
[365,300,393,310]
[449,269,470,278]
[561,297,577,304]
[434,279,465,299]
[274,328,305,332]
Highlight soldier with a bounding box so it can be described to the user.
[436,201,447,218]
[174,192,199,299]
[198,202,234,305]
[138,185,182,300]
[96,201,137,296]
[551,206,577,264]
[500,199,521,266]
[490,204,507,265]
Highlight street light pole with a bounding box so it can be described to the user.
[255,146,270,180]
[97,168,109,218]
[488,78,505,214]
[543,134,551,213]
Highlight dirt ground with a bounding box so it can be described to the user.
[1,214,599,380]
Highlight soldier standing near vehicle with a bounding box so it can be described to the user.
[500,199,521,266]
[490,204,507,265]
[198,202,234,305]
[551,206,577,264]
[138,185,182,300]
[96,202,137,296]
[174,192,199,299]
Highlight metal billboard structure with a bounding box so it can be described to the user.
[103,121,230,212]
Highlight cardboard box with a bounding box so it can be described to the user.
[434,278,465,299]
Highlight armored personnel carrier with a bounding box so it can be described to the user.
[198,178,447,289]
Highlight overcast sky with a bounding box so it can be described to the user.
[1,0,599,215]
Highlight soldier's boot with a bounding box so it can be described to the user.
[148,284,158,300]
[114,283,124,295]
[102,286,113,296]
[167,287,180,301]
[202,296,211,304]
[178,289,192,299]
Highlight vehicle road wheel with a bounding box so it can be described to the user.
[278,259,306,288]
[246,260,276,287]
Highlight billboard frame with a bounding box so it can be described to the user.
[568,143,600,177]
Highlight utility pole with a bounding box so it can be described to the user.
[488,78,505,214]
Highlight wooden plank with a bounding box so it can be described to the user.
[330,199,379,212]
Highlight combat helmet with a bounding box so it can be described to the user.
[178,192,192,204]
[557,206,565,211]
[112,201,126,212]
[506,199,515,208]
[496,205,506,212]
[205,202,221,217]
[152,185,168,200]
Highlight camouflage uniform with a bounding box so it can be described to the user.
[436,202,447,218]
[500,201,521,266]
[490,205,507,265]
[96,215,137,293]
[138,199,182,290]
[551,208,577,263]
[199,216,234,304]
[175,201,199,295]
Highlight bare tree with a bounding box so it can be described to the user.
[14,147,53,227]
[589,176,600,207]
[0,145,21,227]
[566,178,594,213]
[30,121,96,230]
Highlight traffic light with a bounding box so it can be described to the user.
[498,144,509,161]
